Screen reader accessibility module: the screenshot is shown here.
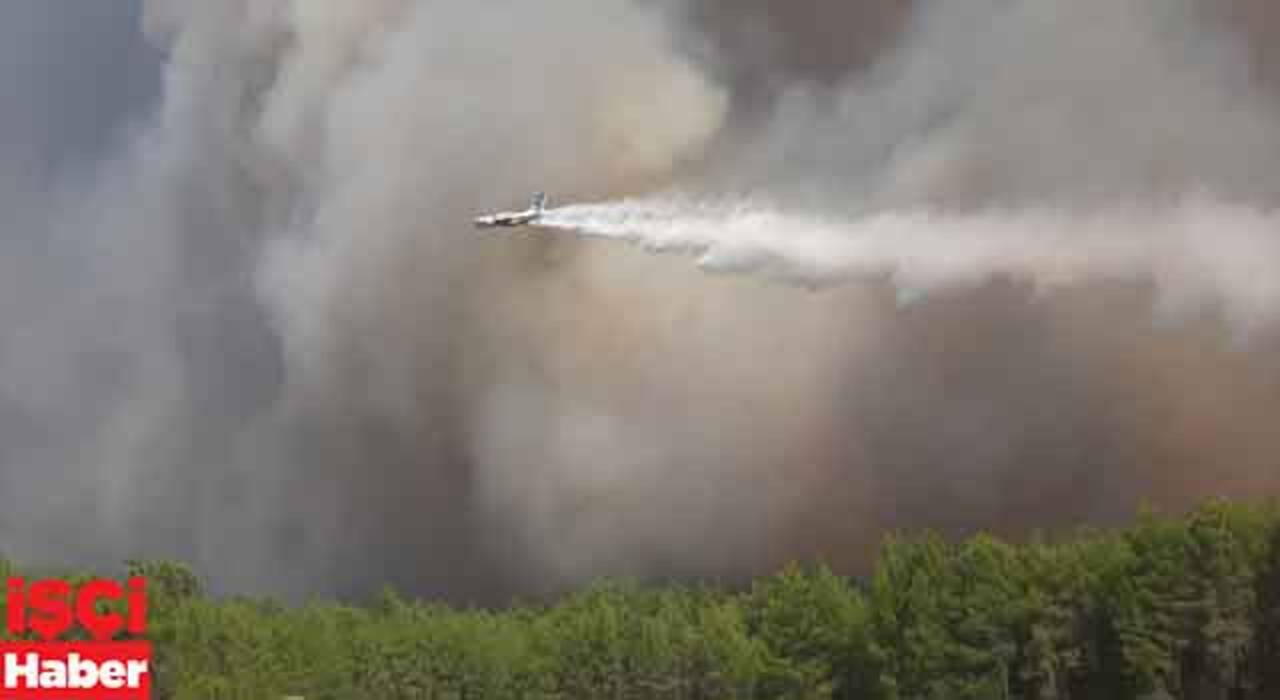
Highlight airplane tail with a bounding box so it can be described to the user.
[532,192,547,214]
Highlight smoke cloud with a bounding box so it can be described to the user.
[538,197,1280,332]
[3,0,1280,600]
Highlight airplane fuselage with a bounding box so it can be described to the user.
[474,210,541,228]
[474,193,547,229]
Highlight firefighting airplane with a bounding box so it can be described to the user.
[473,193,547,229]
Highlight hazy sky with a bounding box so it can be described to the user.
[0,1,159,173]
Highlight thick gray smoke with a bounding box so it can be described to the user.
[5,0,1280,600]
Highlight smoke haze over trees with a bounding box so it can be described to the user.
[35,500,1280,699]
[4,1,1280,602]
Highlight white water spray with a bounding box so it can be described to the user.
[537,196,1280,331]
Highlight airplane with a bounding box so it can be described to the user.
[474,193,547,229]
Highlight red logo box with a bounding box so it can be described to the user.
[0,641,151,699]
[3,578,151,699]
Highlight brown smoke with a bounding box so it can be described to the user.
[679,1,914,102]
[2,0,1280,602]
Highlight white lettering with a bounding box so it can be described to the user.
[99,659,126,689]
[127,659,149,688]
[67,652,99,688]
[5,652,39,687]
[38,658,67,688]
[2,651,148,690]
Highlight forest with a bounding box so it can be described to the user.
[9,499,1280,700]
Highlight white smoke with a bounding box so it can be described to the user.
[9,0,1280,600]
[0,0,731,597]
[538,195,1280,333]
[710,0,1280,210]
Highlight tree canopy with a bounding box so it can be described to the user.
[6,499,1279,699]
